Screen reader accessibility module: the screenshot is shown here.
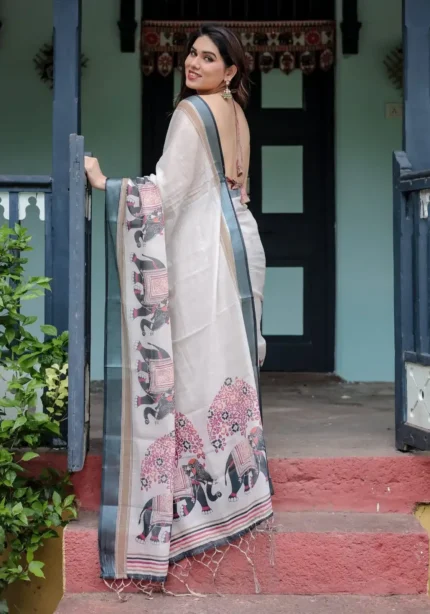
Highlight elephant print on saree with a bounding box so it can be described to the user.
[137,493,173,545]
[208,378,269,501]
[135,341,174,425]
[137,432,175,546]
[225,427,269,501]
[126,181,165,246]
[131,253,170,336]
[138,413,221,545]
[173,459,222,520]
[174,413,222,517]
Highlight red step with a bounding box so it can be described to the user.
[56,593,430,613]
[269,456,430,513]
[31,452,430,513]
[63,511,428,596]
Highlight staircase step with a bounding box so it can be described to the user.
[56,593,430,613]
[63,511,428,596]
[270,455,430,512]
[32,452,430,514]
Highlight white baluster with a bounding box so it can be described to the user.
[419,189,430,219]
[0,192,10,220]
[18,192,46,221]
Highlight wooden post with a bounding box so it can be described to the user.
[118,0,137,53]
[68,134,89,471]
[50,0,82,333]
[403,0,430,168]
[340,0,362,54]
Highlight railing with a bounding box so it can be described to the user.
[0,175,54,325]
[0,140,92,470]
[0,175,54,431]
[393,152,430,451]
[0,138,92,470]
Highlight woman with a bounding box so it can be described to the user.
[86,24,272,588]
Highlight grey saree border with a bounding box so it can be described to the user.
[99,178,124,578]
[188,96,261,401]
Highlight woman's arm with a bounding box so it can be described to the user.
[84,156,107,191]
[84,101,204,194]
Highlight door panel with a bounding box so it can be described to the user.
[261,70,303,109]
[263,267,304,336]
[262,145,303,214]
[174,69,181,100]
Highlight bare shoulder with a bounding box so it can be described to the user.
[197,93,227,117]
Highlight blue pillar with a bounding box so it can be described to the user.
[50,0,82,332]
[403,0,430,168]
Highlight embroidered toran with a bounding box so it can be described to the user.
[141,20,336,77]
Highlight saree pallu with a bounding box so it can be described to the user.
[99,96,273,585]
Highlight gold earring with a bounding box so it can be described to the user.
[222,80,232,100]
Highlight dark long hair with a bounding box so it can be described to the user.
[175,24,250,109]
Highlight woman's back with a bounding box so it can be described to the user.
[198,94,265,365]
[200,94,250,189]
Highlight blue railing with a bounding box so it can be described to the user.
[0,175,54,324]
[0,159,92,470]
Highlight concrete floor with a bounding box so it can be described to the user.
[90,375,401,458]
[56,594,430,614]
[260,375,398,457]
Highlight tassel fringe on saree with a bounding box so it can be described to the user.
[99,96,273,594]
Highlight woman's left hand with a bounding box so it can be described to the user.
[84,156,107,191]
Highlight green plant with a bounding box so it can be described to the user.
[0,225,76,611]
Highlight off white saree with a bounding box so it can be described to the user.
[99,96,273,586]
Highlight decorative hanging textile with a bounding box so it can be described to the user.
[141,20,336,77]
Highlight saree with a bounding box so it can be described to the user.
[99,95,273,587]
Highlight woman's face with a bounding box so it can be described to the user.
[185,35,236,93]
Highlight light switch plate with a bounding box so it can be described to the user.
[385,102,403,119]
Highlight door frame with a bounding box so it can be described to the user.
[247,69,336,373]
